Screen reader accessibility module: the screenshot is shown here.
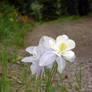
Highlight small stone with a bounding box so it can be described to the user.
[88,85,92,88]
[88,81,92,85]
[81,88,85,92]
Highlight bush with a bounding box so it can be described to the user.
[38,0,58,21]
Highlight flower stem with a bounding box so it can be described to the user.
[45,64,57,92]
[35,74,42,92]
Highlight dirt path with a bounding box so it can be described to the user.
[26,17,92,92]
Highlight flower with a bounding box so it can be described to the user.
[22,36,53,77]
[39,35,76,73]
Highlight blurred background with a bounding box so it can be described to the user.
[0,0,92,21]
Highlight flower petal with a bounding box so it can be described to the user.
[66,39,75,50]
[22,56,37,63]
[37,45,45,55]
[26,46,37,54]
[49,39,57,50]
[63,50,76,62]
[56,35,69,43]
[56,57,66,73]
[30,64,38,75]
[39,51,56,66]
[30,64,44,78]
[39,36,55,49]
[56,35,75,51]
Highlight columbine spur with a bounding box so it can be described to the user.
[39,35,76,73]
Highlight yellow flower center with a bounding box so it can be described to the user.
[59,43,67,51]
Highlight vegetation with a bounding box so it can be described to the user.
[7,0,91,21]
[0,2,34,47]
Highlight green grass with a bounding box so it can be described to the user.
[0,2,35,48]
[42,16,80,24]
[43,14,91,24]
[0,49,11,92]
[0,16,34,47]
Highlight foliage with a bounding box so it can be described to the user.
[6,0,90,21]
[31,0,43,22]
[0,2,34,47]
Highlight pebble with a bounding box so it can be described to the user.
[88,85,92,89]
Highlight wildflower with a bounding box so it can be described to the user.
[39,35,76,73]
[22,36,53,77]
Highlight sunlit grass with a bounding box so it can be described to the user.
[0,49,10,92]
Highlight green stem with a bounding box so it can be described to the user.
[45,64,57,92]
[34,74,42,92]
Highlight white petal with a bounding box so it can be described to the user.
[30,64,44,77]
[39,36,55,49]
[30,64,38,75]
[39,36,46,46]
[37,45,45,55]
[56,35,68,48]
[56,57,66,73]
[66,39,75,50]
[63,50,76,62]
[39,51,56,66]
[22,56,37,63]
[56,35,75,50]
[56,35,69,43]
[49,39,57,50]
[26,46,37,54]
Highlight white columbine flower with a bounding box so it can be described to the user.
[39,35,76,73]
[22,36,54,77]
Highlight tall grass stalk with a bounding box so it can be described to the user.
[0,49,10,92]
[75,64,82,91]
[23,65,30,92]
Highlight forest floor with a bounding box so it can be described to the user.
[1,17,92,92]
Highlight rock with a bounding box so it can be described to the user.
[88,85,92,89]
[88,81,92,85]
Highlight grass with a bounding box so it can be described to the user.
[0,16,34,47]
[43,14,92,24]
[0,49,10,92]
